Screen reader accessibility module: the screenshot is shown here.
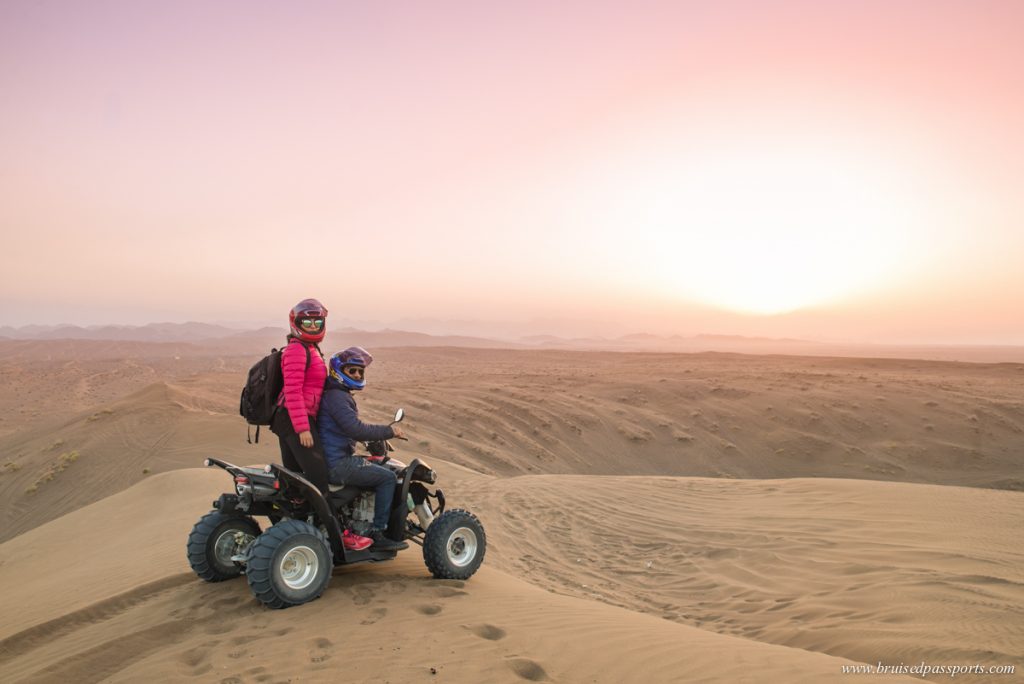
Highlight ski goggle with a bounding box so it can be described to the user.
[299,317,324,330]
[343,366,365,378]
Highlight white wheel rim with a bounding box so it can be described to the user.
[214,528,254,566]
[447,527,478,568]
[278,545,319,590]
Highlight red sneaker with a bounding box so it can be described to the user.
[342,529,372,551]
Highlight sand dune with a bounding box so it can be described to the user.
[6,346,1023,540]
[0,470,919,684]
[2,342,1022,682]
[460,475,1024,668]
[0,379,284,542]
[372,349,1024,490]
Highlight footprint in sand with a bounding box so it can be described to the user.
[467,624,506,641]
[179,641,218,670]
[309,637,334,664]
[212,596,237,609]
[507,657,548,681]
[416,604,443,616]
[227,648,248,659]
[179,646,208,668]
[203,621,237,635]
[352,586,375,605]
[248,665,273,682]
[361,607,388,625]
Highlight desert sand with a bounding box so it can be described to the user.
[1,339,1021,682]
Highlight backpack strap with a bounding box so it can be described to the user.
[291,337,320,370]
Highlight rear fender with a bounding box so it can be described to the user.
[204,456,246,478]
[206,459,345,562]
[265,463,344,562]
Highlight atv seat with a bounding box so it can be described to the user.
[327,483,362,508]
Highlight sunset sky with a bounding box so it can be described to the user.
[2,1,1021,344]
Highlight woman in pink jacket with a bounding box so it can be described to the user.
[270,298,330,494]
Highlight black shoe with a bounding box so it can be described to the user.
[368,529,408,551]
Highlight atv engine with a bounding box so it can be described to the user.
[341,492,377,536]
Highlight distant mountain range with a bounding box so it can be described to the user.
[0,322,825,354]
[2,323,1021,362]
[0,322,242,342]
[0,323,818,349]
[0,323,519,349]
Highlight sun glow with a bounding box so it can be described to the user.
[579,137,932,315]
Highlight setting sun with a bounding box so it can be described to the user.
[579,136,931,315]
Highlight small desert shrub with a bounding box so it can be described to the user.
[28,451,80,491]
[617,425,652,442]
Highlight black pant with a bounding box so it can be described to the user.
[272,409,330,495]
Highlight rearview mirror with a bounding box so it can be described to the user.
[392,408,405,424]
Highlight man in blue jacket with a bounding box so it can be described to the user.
[319,347,407,551]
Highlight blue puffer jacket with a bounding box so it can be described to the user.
[317,382,395,470]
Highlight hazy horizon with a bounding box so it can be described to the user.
[3,1,1022,345]
[5,317,1024,350]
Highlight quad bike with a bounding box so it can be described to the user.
[186,408,485,609]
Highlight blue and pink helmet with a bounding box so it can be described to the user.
[329,346,374,390]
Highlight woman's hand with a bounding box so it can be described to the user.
[298,430,314,448]
[392,425,407,440]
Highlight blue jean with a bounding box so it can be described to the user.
[329,457,397,530]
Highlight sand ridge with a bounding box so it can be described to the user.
[4,344,1022,542]
[459,474,1024,668]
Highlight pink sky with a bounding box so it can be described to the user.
[2,1,1022,344]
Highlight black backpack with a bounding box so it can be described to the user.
[240,340,318,443]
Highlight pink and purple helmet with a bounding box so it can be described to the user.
[288,298,328,343]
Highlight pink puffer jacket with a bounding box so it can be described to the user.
[278,338,327,434]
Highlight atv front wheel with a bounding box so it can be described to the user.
[246,520,332,609]
[423,509,486,580]
[187,511,261,582]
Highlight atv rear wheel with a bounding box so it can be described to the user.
[246,520,332,609]
[423,509,486,580]
[187,511,261,582]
